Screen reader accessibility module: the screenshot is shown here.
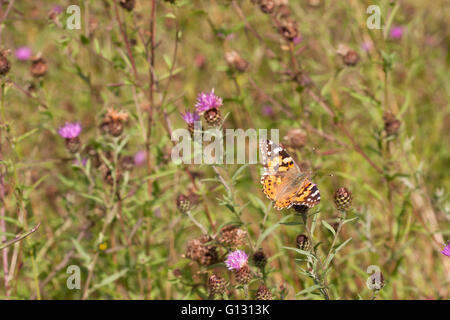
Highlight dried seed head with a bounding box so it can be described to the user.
[186,235,218,266]
[109,121,125,137]
[293,71,313,87]
[119,0,135,11]
[307,0,322,7]
[0,50,11,76]
[278,19,298,42]
[284,128,307,149]
[252,250,267,269]
[383,112,401,136]
[343,50,360,66]
[172,269,182,277]
[104,168,123,186]
[334,187,352,211]
[208,274,227,296]
[255,284,273,300]
[218,225,247,248]
[259,0,276,14]
[234,265,252,285]
[30,56,48,77]
[84,146,101,168]
[224,51,249,72]
[120,156,134,171]
[65,137,81,153]
[296,234,310,251]
[176,194,191,213]
[204,108,222,127]
[101,108,129,137]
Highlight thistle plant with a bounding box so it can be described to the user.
[0,0,447,301]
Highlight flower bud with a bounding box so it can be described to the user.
[334,187,352,211]
[255,284,273,300]
[208,274,227,296]
[252,250,267,269]
[296,234,310,251]
[0,50,11,76]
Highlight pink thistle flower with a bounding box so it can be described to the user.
[134,150,147,166]
[225,250,248,271]
[181,111,200,124]
[195,89,223,114]
[51,5,63,14]
[73,158,87,166]
[361,41,373,52]
[58,122,82,139]
[441,244,450,257]
[293,35,303,45]
[15,46,32,61]
[262,105,274,117]
[389,26,404,40]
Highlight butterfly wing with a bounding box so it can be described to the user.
[259,139,320,210]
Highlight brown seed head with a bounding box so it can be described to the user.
[218,225,247,248]
[119,0,135,11]
[0,50,11,76]
[284,128,307,149]
[186,235,218,266]
[208,274,227,296]
[255,284,273,300]
[30,56,48,77]
[383,112,401,136]
[343,50,360,66]
[235,265,252,285]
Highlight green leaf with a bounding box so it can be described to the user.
[256,214,293,248]
[88,268,129,295]
[231,164,248,184]
[296,284,324,296]
[164,12,176,19]
[342,217,359,225]
[79,193,104,205]
[363,183,383,201]
[283,246,317,261]
[321,220,336,236]
[335,237,353,253]
[71,238,91,265]
[16,128,39,143]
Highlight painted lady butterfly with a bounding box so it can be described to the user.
[259,139,320,210]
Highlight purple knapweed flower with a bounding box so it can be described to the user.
[293,35,303,45]
[262,105,274,117]
[195,89,223,114]
[225,250,248,271]
[73,158,87,166]
[134,150,147,166]
[58,122,82,139]
[441,244,450,257]
[15,46,32,61]
[361,41,373,53]
[51,5,63,14]
[389,26,404,40]
[181,111,200,124]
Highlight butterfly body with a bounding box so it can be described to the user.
[259,139,320,210]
